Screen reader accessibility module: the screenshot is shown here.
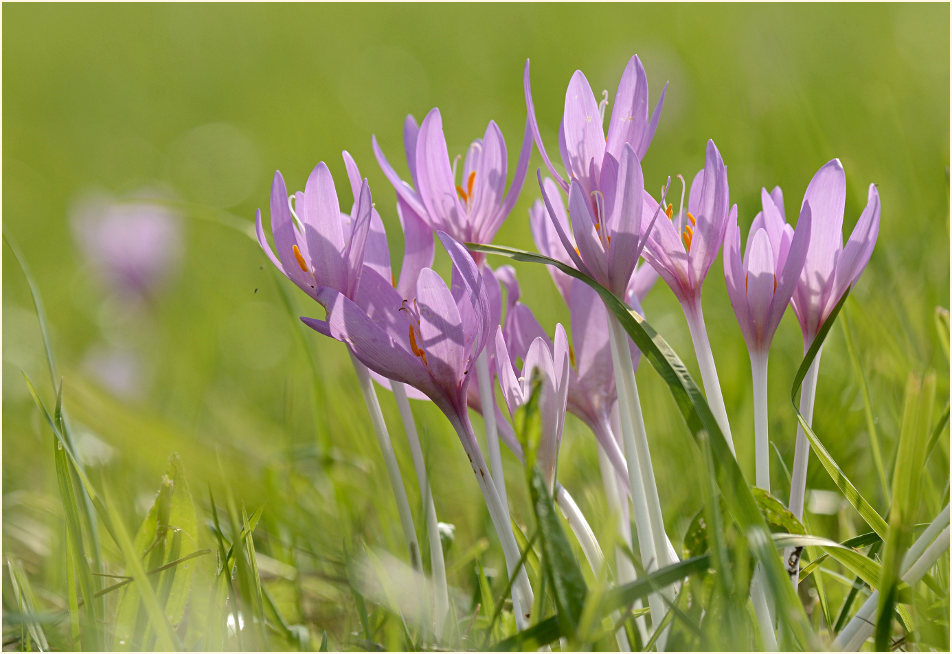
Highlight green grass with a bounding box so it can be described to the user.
[3,3,949,651]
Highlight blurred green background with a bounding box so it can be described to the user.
[3,3,949,648]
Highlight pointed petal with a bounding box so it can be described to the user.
[416,108,464,235]
[569,279,613,393]
[800,158,846,288]
[687,141,730,287]
[605,144,645,293]
[504,303,548,362]
[523,59,568,190]
[746,229,777,345]
[568,181,610,284]
[828,183,880,313]
[396,197,434,297]
[626,262,659,305]
[300,162,347,291]
[372,133,427,218]
[606,55,649,160]
[344,180,373,298]
[255,208,285,276]
[539,171,588,273]
[639,80,667,159]
[416,267,466,389]
[469,120,507,238]
[269,171,301,282]
[403,115,420,180]
[560,70,606,184]
[496,115,535,232]
[494,326,525,416]
[723,210,753,347]
[530,193,573,301]
[767,201,811,340]
[438,232,491,356]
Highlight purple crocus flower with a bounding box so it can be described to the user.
[373,108,533,258]
[724,187,813,355]
[494,324,570,491]
[524,55,666,196]
[71,189,183,301]
[642,140,734,306]
[536,145,660,297]
[530,178,659,302]
[790,159,881,346]
[723,187,812,491]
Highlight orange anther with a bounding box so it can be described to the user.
[409,324,428,366]
[687,212,697,226]
[456,185,468,202]
[682,225,694,251]
[665,204,674,219]
[292,244,308,273]
[467,171,476,197]
[773,275,777,292]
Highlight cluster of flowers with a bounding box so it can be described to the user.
[256,55,880,642]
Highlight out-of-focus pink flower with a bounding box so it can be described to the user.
[71,190,183,300]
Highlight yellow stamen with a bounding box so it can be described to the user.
[568,343,577,368]
[456,171,478,208]
[391,273,397,288]
[773,275,777,292]
[409,324,428,367]
[574,245,581,257]
[467,170,476,197]
[292,244,308,273]
[665,204,674,219]
[687,211,696,226]
[682,225,694,251]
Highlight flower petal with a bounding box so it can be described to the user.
[523,59,568,190]
[605,144,645,293]
[469,120,507,239]
[606,55,649,161]
[416,267,466,390]
[494,326,525,416]
[745,228,777,345]
[403,114,420,180]
[343,179,373,298]
[372,132,427,219]
[767,201,811,340]
[416,108,464,235]
[301,162,347,291]
[495,115,535,233]
[828,183,880,314]
[568,181,610,284]
[539,171,588,273]
[437,232,492,357]
[800,158,846,290]
[560,70,606,185]
[396,197,434,298]
[723,210,754,347]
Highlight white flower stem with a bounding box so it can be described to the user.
[750,350,771,493]
[555,484,604,572]
[834,504,951,650]
[391,381,449,639]
[597,443,641,651]
[448,411,534,631]
[555,483,634,652]
[607,314,672,649]
[750,569,779,651]
[683,296,735,455]
[476,351,509,518]
[349,353,421,571]
[788,347,823,522]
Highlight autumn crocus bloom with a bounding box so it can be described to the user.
[790,159,881,347]
[373,108,532,255]
[71,190,183,301]
[643,139,737,453]
[307,233,534,626]
[524,54,666,196]
[724,188,812,491]
[537,144,660,297]
[787,159,881,523]
[494,324,570,491]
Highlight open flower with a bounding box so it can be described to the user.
[494,323,570,491]
[642,140,734,306]
[789,159,881,346]
[373,108,532,254]
[537,144,659,297]
[724,187,813,354]
[524,55,666,196]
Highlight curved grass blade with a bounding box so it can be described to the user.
[469,241,816,649]
[789,290,889,540]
